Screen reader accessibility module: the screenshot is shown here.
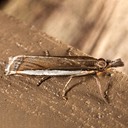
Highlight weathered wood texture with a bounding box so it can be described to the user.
[0,12,128,128]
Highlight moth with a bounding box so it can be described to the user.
[5,55,124,103]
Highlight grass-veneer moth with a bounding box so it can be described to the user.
[5,55,124,103]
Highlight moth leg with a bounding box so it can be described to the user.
[93,76,108,104]
[62,71,96,100]
[66,47,74,56]
[104,79,112,103]
[62,76,74,100]
[44,50,50,56]
[104,70,113,102]
[37,76,51,86]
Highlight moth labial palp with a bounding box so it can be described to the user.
[5,55,124,103]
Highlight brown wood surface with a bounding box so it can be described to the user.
[0,11,128,128]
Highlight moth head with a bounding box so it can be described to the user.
[95,58,124,71]
[95,58,107,71]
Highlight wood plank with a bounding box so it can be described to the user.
[0,11,128,128]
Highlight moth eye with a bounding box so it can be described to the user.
[95,58,107,70]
